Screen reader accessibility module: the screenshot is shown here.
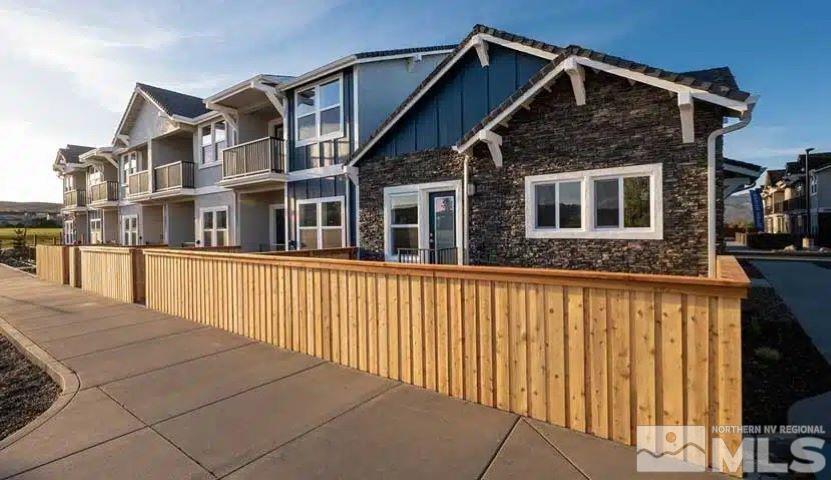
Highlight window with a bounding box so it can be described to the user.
[88,167,103,186]
[122,215,138,246]
[201,207,228,247]
[383,181,462,262]
[810,173,818,195]
[90,211,102,244]
[296,197,344,250]
[294,76,343,146]
[390,193,419,253]
[64,175,74,191]
[200,120,228,165]
[525,163,662,239]
[64,220,75,244]
[120,152,140,185]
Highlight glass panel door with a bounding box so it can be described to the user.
[428,191,456,264]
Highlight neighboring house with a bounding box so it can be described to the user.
[762,153,831,236]
[810,161,831,245]
[724,158,764,198]
[53,145,94,244]
[349,25,757,277]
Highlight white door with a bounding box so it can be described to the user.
[122,215,138,245]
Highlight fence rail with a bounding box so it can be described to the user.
[63,189,86,207]
[154,161,195,190]
[87,181,119,203]
[222,137,284,179]
[142,249,747,473]
[127,171,150,196]
[259,247,358,260]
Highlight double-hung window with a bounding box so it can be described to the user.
[201,207,228,247]
[89,211,102,244]
[296,197,344,250]
[88,167,102,186]
[200,120,227,166]
[120,152,139,185]
[294,76,343,146]
[525,163,662,240]
[64,176,74,191]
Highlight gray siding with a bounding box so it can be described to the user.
[355,53,447,145]
[194,191,236,245]
[286,175,350,248]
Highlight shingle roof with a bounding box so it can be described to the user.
[58,145,95,164]
[787,152,831,174]
[353,24,752,164]
[766,169,786,184]
[136,83,210,118]
[724,157,764,173]
[354,44,458,59]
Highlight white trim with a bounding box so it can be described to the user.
[349,34,561,166]
[193,184,232,195]
[677,91,695,143]
[268,203,286,250]
[198,118,228,167]
[121,214,139,246]
[294,73,345,147]
[353,66,360,146]
[563,57,586,106]
[524,163,663,240]
[456,55,755,155]
[382,180,463,263]
[287,164,346,181]
[295,195,346,250]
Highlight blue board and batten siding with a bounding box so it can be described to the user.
[286,70,355,171]
[366,44,547,159]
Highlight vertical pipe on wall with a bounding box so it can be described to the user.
[706,105,754,277]
[462,154,470,265]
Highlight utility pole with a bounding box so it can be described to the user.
[805,147,815,246]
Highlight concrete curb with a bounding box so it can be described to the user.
[0,314,80,450]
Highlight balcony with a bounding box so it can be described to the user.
[218,137,286,189]
[63,189,86,210]
[126,171,150,199]
[784,197,806,212]
[87,181,119,207]
[154,161,195,192]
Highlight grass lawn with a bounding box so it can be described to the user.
[0,227,61,248]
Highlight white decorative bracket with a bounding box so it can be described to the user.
[406,53,423,72]
[473,35,489,67]
[563,57,586,106]
[251,80,286,118]
[207,103,239,131]
[116,134,130,147]
[477,130,503,168]
[677,91,695,143]
[344,165,359,184]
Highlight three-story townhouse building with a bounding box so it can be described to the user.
[53,145,94,244]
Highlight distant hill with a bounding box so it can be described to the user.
[0,201,62,213]
[725,192,753,225]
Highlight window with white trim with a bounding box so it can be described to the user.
[389,193,419,254]
[64,175,74,191]
[296,197,344,250]
[294,76,343,146]
[200,207,228,247]
[200,120,227,166]
[90,211,102,244]
[64,219,75,244]
[810,173,817,195]
[122,215,138,246]
[120,151,140,185]
[88,167,103,185]
[525,163,662,240]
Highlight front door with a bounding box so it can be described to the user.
[428,191,456,264]
[271,205,285,250]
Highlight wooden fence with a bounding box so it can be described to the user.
[143,249,748,472]
[68,246,82,288]
[258,246,358,260]
[35,245,68,284]
[79,246,148,303]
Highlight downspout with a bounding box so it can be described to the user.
[462,155,470,265]
[706,101,755,277]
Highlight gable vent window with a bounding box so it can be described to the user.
[525,163,663,240]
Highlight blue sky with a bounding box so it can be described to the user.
[1,0,828,202]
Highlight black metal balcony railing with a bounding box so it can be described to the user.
[397,247,459,265]
[154,161,195,191]
[127,171,150,196]
[63,189,86,207]
[222,137,285,179]
[784,197,806,212]
[87,181,119,203]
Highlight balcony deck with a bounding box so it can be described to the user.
[62,189,87,212]
[87,181,119,207]
[218,137,286,189]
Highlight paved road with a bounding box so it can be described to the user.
[0,266,725,479]
[752,260,831,363]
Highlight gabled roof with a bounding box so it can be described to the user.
[58,145,95,164]
[136,83,210,118]
[786,152,831,175]
[724,157,764,174]
[453,46,753,151]
[351,25,754,165]
[765,169,785,185]
[278,44,458,91]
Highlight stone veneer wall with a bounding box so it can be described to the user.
[358,69,726,276]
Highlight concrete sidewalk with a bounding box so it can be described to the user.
[0,266,724,479]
